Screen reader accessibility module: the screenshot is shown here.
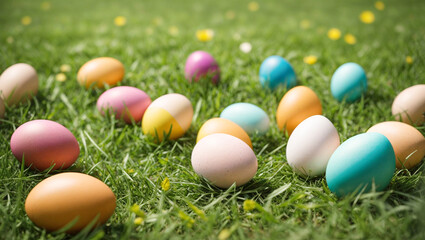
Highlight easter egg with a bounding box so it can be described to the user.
[191,133,257,188]
[367,121,425,169]
[197,118,252,148]
[25,172,116,233]
[0,97,4,118]
[331,62,367,102]
[276,86,322,136]
[259,55,296,90]
[220,103,269,135]
[392,84,425,125]
[326,132,395,197]
[10,120,80,171]
[142,93,193,141]
[77,57,124,88]
[286,115,340,176]
[97,86,151,124]
[0,63,38,105]
[185,51,220,84]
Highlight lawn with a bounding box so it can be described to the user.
[0,0,424,239]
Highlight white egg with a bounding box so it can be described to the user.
[286,115,340,176]
[0,63,38,105]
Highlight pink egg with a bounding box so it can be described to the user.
[184,51,220,84]
[97,86,151,123]
[10,120,80,171]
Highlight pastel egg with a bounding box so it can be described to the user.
[191,133,257,188]
[286,115,340,176]
[0,63,38,105]
[326,132,395,197]
[10,120,80,171]
[220,103,270,135]
[25,172,116,233]
[331,62,367,102]
[259,55,296,90]
[276,86,322,136]
[392,84,425,125]
[77,57,124,88]
[367,121,425,169]
[142,93,193,141]
[0,97,4,118]
[97,86,151,124]
[197,118,252,148]
[184,51,220,84]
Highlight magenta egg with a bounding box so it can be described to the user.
[10,120,80,171]
[184,51,220,84]
[97,86,151,123]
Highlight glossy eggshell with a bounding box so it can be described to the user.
[220,103,269,135]
[330,62,367,102]
[0,63,38,105]
[0,97,4,118]
[142,93,193,141]
[197,118,252,148]
[184,51,220,84]
[367,121,425,169]
[191,133,258,188]
[77,57,124,88]
[276,86,322,136]
[25,172,116,233]
[286,115,340,176]
[259,55,296,90]
[326,132,395,197]
[10,120,80,171]
[97,86,151,123]
[392,84,425,125]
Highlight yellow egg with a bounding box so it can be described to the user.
[197,118,252,148]
[25,172,116,233]
[0,63,38,105]
[367,121,425,169]
[142,93,193,142]
[276,86,322,136]
[77,57,124,88]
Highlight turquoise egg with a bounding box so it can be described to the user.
[259,56,296,90]
[330,62,367,102]
[220,103,270,135]
[326,132,395,197]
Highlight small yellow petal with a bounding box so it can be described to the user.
[134,217,143,225]
[161,177,170,191]
[344,34,357,45]
[248,2,259,12]
[375,1,385,11]
[300,20,311,29]
[127,168,135,174]
[406,56,413,64]
[303,55,318,65]
[41,2,51,11]
[226,11,235,20]
[60,64,71,72]
[243,199,257,211]
[327,28,341,40]
[152,17,163,26]
[55,73,66,82]
[114,16,126,27]
[360,11,375,24]
[196,29,214,42]
[146,27,154,35]
[218,229,231,240]
[169,26,179,36]
[6,36,14,44]
[21,16,32,26]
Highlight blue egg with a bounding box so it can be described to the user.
[330,62,367,102]
[220,103,270,135]
[326,132,395,197]
[259,56,296,90]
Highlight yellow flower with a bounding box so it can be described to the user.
[406,56,413,64]
[127,168,135,174]
[360,11,375,24]
[344,34,356,45]
[375,1,385,11]
[114,16,126,27]
[196,29,214,42]
[300,20,311,29]
[226,11,235,20]
[327,28,341,40]
[146,27,154,35]
[6,36,14,44]
[152,17,163,26]
[60,64,71,72]
[55,73,66,82]
[248,2,259,12]
[303,55,318,65]
[130,204,146,218]
[21,16,32,26]
[41,2,51,11]
[169,26,179,36]
[218,229,231,240]
[161,177,170,191]
[134,217,143,225]
[243,199,257,211]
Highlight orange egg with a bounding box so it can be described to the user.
[276,86,322,135]
[25,172,116,233]
[77,57,124,88]
[367,121,425,169]
[197,118,252,148]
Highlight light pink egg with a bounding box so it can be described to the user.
[97,86,151,123]
[10,120,80,171]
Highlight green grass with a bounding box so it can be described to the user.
[1,0,425,239]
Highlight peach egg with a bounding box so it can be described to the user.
[77,57,124,88]
[197,118,252,148]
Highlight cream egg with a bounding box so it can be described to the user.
[392,84,425,125]
[0,63,38,105]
